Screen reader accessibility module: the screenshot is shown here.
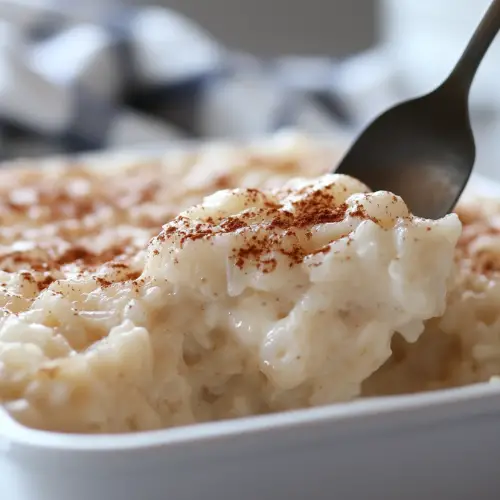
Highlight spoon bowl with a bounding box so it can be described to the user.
[335,0,500,219]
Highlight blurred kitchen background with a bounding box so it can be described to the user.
[0,0,499,179]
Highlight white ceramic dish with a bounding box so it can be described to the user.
[1,156,500,500]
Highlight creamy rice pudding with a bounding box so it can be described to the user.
[0,134,497,434]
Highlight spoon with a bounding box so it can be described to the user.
[335,0,500,219]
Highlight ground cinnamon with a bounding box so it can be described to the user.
[157,184,376,272]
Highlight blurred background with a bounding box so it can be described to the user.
[0,0,499,179]
[147,0,376,56]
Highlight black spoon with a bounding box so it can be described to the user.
[335,0,500,219]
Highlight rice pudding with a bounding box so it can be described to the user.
[0,134,496,434]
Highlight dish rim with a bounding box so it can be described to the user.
[0,144,499,453]
[1,381,500,452]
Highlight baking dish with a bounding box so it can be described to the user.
[2,381,500,500]
[1,149,500,500]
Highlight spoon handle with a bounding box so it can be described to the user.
[447,0,500,97]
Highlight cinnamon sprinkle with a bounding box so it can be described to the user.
[37,275,55,292]
[454,203,500,275]
[157,185,377,271]
[0,142,341,320]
